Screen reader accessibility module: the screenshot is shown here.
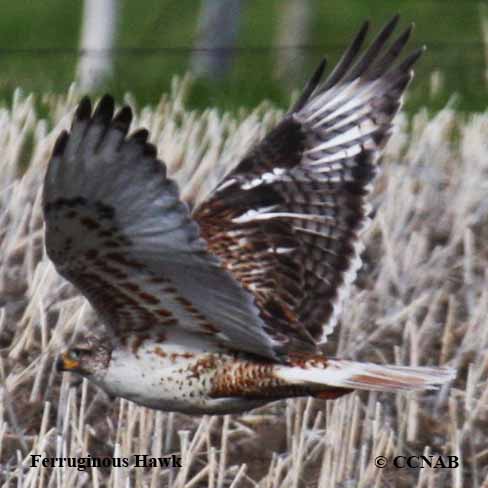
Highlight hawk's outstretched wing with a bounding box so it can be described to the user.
[43,96,314,360]
[194,16,423,344]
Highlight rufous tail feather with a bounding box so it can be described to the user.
[277,358,455,393]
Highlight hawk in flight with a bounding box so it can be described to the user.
[45,17,454,414]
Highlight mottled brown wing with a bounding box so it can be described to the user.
[194,16,423,344]
[43,96,316,360]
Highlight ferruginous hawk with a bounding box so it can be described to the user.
[45,17,454,415]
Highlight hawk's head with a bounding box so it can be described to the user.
[56,336,112,378]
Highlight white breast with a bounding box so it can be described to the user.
[89,329,245,413]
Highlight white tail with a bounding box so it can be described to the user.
[276,359,456,393]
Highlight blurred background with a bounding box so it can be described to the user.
[0,0,487,112]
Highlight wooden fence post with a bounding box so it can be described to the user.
[77,0,118,91]
[191,0,242,79]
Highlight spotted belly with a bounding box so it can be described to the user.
[88,332,265,414]
[88,330,316,414]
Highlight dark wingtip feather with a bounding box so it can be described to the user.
[112,105,133,133]
[143,143,158,158]
[52,130,69,157]
[292,58,327,112]
[130,128,149,144]
[129,128,157,157]
[380,15,401,43]
[75,97,92,121]
[320,19,370,92]
[345,15,402,81]
[358,19,372,39]
[367,24,415,80]
[388,13,401,28]
[93,94,115,124]
[397,46,426,73]
[398,24,414,47]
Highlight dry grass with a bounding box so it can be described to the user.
[0,81,487,487]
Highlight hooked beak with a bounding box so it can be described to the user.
[56,352,80,372]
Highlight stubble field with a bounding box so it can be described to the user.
[0,82,487,487]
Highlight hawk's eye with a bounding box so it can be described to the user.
[71,348,91,359]
[71,348,81,360]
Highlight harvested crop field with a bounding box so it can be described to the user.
[0,83,487,487]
